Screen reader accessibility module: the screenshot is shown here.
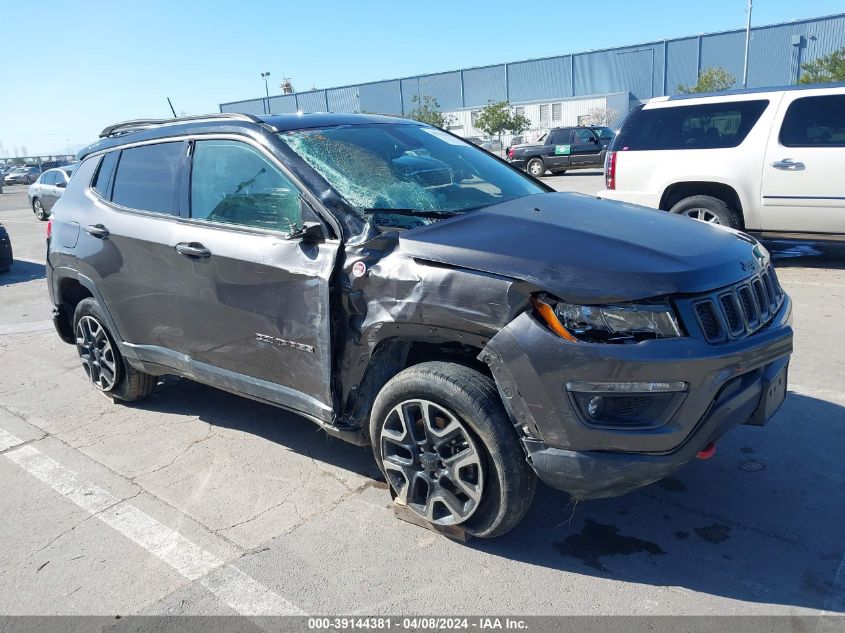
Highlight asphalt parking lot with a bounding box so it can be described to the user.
[0,177,843,617]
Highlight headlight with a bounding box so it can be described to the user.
[532,295,682,343]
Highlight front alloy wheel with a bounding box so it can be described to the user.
[380,399,484,525]
[76,315,118,391]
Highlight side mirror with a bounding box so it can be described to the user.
[286,221,324,242]
[56,181,67,188]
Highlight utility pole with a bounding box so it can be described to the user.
[742,0,753,88]
[261,72,271,114]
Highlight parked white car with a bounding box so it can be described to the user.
[599,84,845,238]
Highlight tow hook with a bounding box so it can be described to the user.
[696,441,717,460]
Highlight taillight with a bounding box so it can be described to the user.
[46,219,53,240]
[604,151,616,190]
[507,147,515,159]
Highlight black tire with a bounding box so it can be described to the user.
[72,297,157,402]
[370,361,536,538]
[526,158,545,177]
[32,198,47,221]
[669,195,741,229]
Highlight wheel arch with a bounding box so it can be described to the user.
[52,270,123,345]
[342,325,494,441]
[659,181,746,228]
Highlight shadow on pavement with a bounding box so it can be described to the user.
[476,392,845,612]
[132,378,845,612]
[135,377,380,481]
[0,259,46,285]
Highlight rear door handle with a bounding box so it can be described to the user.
[85,224,110,239]
[771,158,805,171]
[175,242,211,260]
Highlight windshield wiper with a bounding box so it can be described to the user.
[361,208,459,219]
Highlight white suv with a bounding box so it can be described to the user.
[599,84,845,238]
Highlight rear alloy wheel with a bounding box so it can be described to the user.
[669,195,741,229]
[526,158,545,177]
[32,198,47,221]
[371,362,536,538]
[73,297,157,401]
[76,315,119,391]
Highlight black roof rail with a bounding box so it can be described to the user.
[99,113,272,138]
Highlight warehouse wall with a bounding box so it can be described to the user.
[443,93,630,144]
[220,13,845,121]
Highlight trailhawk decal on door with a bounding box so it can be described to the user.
[554,145,572,156]
[255,333,315,354]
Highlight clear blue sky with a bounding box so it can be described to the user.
[1,0,842,156]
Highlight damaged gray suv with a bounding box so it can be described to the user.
[47,113,793,537]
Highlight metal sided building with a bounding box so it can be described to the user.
[220,12,845,141]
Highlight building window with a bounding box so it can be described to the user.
[515,106,525,117]
[552,103,561,122]
[539,104,550,125]
[471,110,481,126]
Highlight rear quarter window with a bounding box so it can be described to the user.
[92,151,119,198]
[621,99,769,151]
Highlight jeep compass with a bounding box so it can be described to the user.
[46,113,793,537]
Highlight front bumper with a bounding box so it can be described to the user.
[482,296,793,499]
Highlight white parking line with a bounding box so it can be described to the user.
[2,434,304,616]
[0,428,25,452]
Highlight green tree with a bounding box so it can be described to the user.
[406,95,454,129]
[509,111,531,135]
[474,101,531,142]
[799,47,845,84]
[677,67,736,94]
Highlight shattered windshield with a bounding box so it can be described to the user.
[278,124,543,228]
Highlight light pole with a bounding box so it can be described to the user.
[261,72,271,114]
[742,0,753,88]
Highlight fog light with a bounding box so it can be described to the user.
[569,389,687,430]
[587,396,603,417]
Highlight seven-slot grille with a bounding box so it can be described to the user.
[692,264,784,343]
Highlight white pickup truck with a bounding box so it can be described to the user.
[599,84,845,239]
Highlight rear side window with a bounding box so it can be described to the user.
[112,142,185,214]
[41,172,56,186]
[92,152,119,198]
[621,100,769,150]
[780,95,845,147]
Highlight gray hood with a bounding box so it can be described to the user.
[398,192,764,304]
